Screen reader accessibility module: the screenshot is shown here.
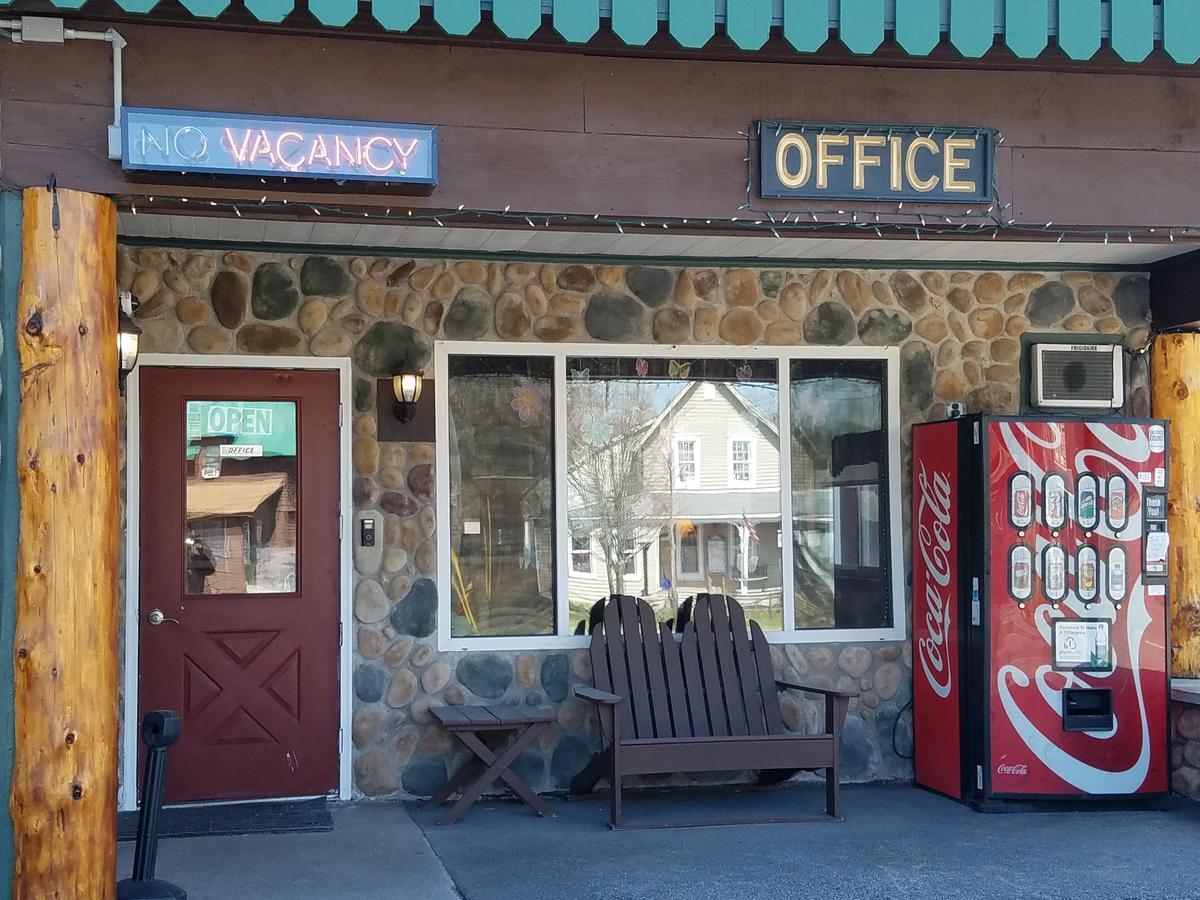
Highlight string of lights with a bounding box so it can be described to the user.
[116,124,1194,246]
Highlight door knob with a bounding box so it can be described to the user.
[146,609,180,626]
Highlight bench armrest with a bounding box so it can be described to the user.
[775,680,859,700]
[574,686,623,705]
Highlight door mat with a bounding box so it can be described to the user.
[118,797,334,841]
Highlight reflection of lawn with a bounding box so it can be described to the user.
[569,599,783,636]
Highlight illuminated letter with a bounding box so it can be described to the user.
[362,136,393,176]
[223,128,253,165]
[307,134,331,169]
[852,135,886,191]
[816,134,850,190]
[334,136,359,169]
[140,126,170,162]
[275,131,305,172]
[172,125,209,163]
[943,137,977,193]
[249,129,277,167]
[774,132,812,189]
[390,138,419,174]
[905,137,940,193]
[889,135,903,191]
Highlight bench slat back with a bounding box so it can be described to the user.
[588,593,783,740]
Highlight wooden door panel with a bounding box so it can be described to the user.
[138,367,341,803]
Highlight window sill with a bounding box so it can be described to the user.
[438,625,908,652]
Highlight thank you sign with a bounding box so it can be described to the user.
[758,121,993,204]
[122,108,437,186]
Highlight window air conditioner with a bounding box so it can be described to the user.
[1030,344,1124,410]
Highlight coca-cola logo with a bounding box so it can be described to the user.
[997,763,1029,776]
[916,462,954,699]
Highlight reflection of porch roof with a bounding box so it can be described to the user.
[671,491,780,522]
[186,473,287,518]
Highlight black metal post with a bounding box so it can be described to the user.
[117,710,186,900]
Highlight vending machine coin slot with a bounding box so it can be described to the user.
[1061,688,1113,733]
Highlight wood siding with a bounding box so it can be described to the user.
[3,28,1200,229]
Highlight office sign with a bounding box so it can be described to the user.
[122,108,437,186]
[758,121,993,204]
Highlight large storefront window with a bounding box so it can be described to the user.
[437,345,902,647]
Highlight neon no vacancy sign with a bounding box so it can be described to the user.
[121,108,437,186]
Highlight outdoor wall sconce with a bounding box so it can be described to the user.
[392,367,424,423]
[117,290,142,396]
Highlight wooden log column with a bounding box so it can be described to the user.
[1152,332,1200,678]
[10,186,118,898]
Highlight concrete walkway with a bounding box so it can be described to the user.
[117,802,460,900]
[120,783,1200,900]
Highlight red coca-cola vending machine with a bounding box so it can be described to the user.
[911,415,1171,808]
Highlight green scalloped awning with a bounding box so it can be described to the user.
[10,0,1198,64]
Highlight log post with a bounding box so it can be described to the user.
[1152,332,1200,678]
[10,186,118,898]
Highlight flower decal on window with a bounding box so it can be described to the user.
[511,379,549,425]
[580,413,614,447]
[736,364,753,382]
[797,395,830,430]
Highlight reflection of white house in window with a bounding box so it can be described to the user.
[567,376,783,630]
[674,436,700,488]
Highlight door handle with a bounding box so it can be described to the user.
[146,609,180,626]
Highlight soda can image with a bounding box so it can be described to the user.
[1107,475,1128,531]
[1044,474,1067,529]
[1010,544,1033,600]
[1108,547,1127,601]
[1010,472,1033,528]
[1077,473,1099,529]
[1044,545,1067,601]
[1078,546,1098,601]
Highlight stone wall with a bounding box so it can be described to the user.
[1172,703,1200,798]
[117,243,1153,799]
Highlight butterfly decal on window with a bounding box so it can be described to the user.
[570,367,591,382]
[736,364,753,382]
[634,358,649,377]
[668,360,692,379]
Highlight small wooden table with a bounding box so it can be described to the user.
[429,705,556,825]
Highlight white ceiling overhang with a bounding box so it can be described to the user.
[118,213,1189,269]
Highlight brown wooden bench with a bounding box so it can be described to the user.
[571,593,856,829]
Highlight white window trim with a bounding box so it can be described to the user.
[727,433,757,488]
[435,341,906,651]
[570,533,593,575]
[673,434,701,490]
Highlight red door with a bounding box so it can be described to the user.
[138,367,341,803]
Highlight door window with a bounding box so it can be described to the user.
[184,400,299,595]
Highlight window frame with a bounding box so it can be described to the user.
[435,341,906,651]
[673,434,701,489]
[727,433,757,487]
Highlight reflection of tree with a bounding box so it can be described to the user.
[566,379,673,600]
